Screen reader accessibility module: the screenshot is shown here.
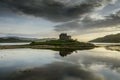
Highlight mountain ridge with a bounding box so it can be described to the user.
[89,33,120,43]
[0,36,56,43]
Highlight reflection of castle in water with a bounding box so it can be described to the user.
[59,49,76,57]
[58,48,95,57]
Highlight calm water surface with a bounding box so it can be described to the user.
[0,46,120,80]
[92,42,120,46]
[0,43,30,46]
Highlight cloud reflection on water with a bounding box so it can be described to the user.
[10,62,105,80]
[0,47,120,80]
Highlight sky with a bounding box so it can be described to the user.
[0,0,120,41]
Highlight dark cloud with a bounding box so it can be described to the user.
[0,0,119,36]
[54,21,81,31]
[54,11,120,32]
[0,0,115,22]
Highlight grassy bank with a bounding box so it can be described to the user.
[0,40,96,50]
[0,44,95,50]
[30,39,95,47]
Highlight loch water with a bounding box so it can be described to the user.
[0,44,120,80]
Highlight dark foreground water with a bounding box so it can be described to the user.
[0,46,120,80]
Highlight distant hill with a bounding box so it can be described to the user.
[89,33,120,43]
[0,37,37,43]
[0,37,56,43]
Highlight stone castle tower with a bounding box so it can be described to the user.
[59,33,71,40]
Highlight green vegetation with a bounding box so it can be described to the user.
[30,39,95,47]
[0,39,95,50]
[0,39,95,49]
[90,33,120,43]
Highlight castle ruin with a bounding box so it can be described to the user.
[59,33,71,40]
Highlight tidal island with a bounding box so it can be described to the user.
[30,33,95,49]
[0,33,95,50]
